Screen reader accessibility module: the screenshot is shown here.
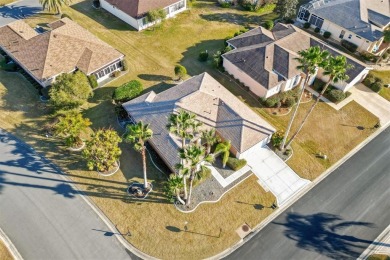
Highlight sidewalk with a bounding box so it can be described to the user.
[358,225,390,259]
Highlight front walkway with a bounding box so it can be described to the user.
[244,146,311,207]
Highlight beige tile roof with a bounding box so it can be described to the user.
[104,0,182,18]
[7,20,38,40]
[123,73,276,170]
[0,18,124,81]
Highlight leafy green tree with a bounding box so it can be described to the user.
[54,110,91,148]
[275,0,299,20]
[124,121,153,189]
[271,130,284,148]
[39,0,71,14]
[174,65,187,80]
[164,174,185,204]
[166,109,199,148]
[82,129,122,172]
[49,71,93,110]
[215,140,231,168]
[201,128,219,155]
[280,46,329,150]
[178,144,213,205]
[285,55,352,147]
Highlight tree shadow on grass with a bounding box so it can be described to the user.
[199,12,277,27]
[138,74,172,82]
[273,212,380,259]
[70,1,136,31]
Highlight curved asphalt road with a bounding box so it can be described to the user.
[225,127,390,260]
[0,130,132,260]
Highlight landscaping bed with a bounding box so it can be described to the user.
[310,78,351,104]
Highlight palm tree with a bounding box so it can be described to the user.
[201,129,219,155]
[54,110,91,148]
[178,144,213,205]
[124,122,153,189]
[285,55,353,148]
[166,109,197,149]
[165,174,185,205]
[39,0,71,14]
[280,46,329,151]
[215,140,231,168]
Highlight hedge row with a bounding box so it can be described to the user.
[226,157,247,171]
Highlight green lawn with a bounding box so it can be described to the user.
[1,1,379,258]
[370,70,390,101]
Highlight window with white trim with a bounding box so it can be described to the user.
[309,14,324,28]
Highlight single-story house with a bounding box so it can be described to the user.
[222,23,370,98]
[0,18,124,87]
[122,72,276,172]
[100,0,186,31]
[297,0,390,55]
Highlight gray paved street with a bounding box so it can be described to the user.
[225,127,390,259]
[0,130,132,260]
[0,0,41,27]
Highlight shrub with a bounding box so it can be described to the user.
[370,82,382,92]
[329,89,346,102]
[198,50,209,62]
[218,0,231,8]
[223,46,233,54]
[303,22,311,29]
[363,74,375,86]
[374,77,383,85]
[87,74,98,89]
[224,35,233,46]
[111,70,120,77]
[263,20,274,30]
[341,40,358,53]
[284,96,296,107]
[121,59,128,71]
[360,51,376,61]
[0,58,17,71]
[323,31,331,38]
[314,27,320,33]
[174,64,187,79]
[284,18,295,24]
[226,157,247,171]
[61,13,72,20]
[264,96,280,107]
[113,80,143,103]
[271,130,284,148]
[382,52,389,60]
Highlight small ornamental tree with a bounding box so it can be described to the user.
[174,65,187,80]
[49,71,93,110]
[54,110,91,148]
[215,140,231,168]
[275,0,299,20]
[82,129,122,172]
[271,130,284,148]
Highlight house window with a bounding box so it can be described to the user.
[171,0,185,12]
[298,7,310,21]
[309,14,324,28]
[339,30,345,39]
[348,34,352,39]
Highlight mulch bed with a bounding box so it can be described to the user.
[175,170,252,212]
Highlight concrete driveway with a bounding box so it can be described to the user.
[0,130,133,260]
[0,0,41,27]
[244,146,311,206]
[350,83,390,125]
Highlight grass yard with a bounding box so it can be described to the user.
[0,240,13,260]
[369,70,390,101]
[0,0,379,258]
[0,0,14,6]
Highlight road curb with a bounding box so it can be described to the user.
[0,227,23,260]
[209,121,390,260]
[0,129,156,260]
[358,225,390,260]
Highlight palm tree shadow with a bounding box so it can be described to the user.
[273,212,378,259]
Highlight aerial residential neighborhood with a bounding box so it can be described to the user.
[0,0,389,259]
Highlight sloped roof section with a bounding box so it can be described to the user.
[122,73,275,170]
[103,0,182,18]
[302,0,390,41]
[0,18,124,81]
[222,23,367,90]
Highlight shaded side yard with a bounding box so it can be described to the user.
[370,70,390,102]
[0,0,379,258]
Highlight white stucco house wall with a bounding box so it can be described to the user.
[222,23,370,98]
[100,0,186,31]
[297,0,390,55]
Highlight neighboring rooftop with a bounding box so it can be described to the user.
[122,73,275,170]
[0,18,124,81]
[103,0,181,18]
[302,0,390,41]
[223,23,367,90]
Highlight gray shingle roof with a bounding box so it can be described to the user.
[302,0,390,41]
[122,73,275,171]
[222,23,367,90]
